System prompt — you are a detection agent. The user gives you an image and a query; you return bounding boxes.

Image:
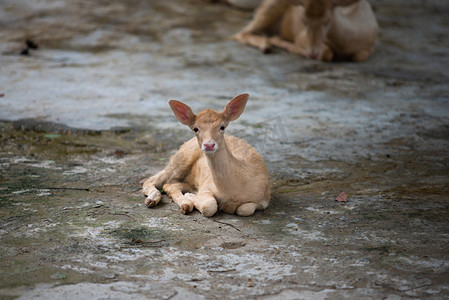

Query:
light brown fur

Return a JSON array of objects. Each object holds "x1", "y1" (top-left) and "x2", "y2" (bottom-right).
[
  {"x1": 233, "y1": 0, "x2": 378, "y2": 62},
  {"x1": 141, "y1": 94, "x2": 270, "y2": 217}
]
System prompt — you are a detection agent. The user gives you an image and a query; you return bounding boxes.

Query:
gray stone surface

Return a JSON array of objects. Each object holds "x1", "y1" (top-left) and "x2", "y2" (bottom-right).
[{"x1": 0, "y1": 0, "x2": 448, "y2": 299}]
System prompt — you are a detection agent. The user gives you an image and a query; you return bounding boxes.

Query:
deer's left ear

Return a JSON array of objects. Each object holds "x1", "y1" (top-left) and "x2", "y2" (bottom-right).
[{"x1": 222, "y1": 93, "x2": 249, "y2": 122}]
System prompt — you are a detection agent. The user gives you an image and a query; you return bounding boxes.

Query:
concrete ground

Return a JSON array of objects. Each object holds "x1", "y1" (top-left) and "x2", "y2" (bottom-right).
[{"x1": 1, "y1": 0, "x2": 448, "y2": 299}]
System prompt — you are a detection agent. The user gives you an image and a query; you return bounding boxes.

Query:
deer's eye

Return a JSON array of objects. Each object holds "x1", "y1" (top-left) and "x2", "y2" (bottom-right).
[
  {"x1": 193, "y1": 127, "x2": 199, "y2": 132},
  {"x1": 220, "y1": 126, "x2": 225, "y2": 131}
]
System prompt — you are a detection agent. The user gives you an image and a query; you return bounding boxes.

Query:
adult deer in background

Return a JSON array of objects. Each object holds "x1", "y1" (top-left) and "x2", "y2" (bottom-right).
[
  {"x1": 141, "y1": 94, "x2": 270, "y2": 217},
  {"x1": 233, "y1": 0, "x2": 378, "y2": 62}
]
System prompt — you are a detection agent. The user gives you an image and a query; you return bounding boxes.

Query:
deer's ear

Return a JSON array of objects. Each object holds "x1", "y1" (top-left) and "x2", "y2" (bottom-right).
[
  {"x1": 222, "y1": 93, "x2": 249, "y2": 122},
  {"x1": 169, "y1": 100, "x2": 196, "y2": 126}
]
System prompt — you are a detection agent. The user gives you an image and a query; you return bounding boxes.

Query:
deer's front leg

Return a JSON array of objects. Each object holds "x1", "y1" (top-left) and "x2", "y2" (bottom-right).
[
  {"x1": 269, "y1": 35, "x2": 308, "y2": 56},
  {"x1": 141, "y1": 169, "x2": 170, "y2": 207},
  {"x1": 270, "y1": 35, "x2": 334, "y2": 61},
  {"x1": 163, "y1": 182, "x2": 195, "y2": 214},
  {"x1": 233, "y1": 0, "x2": 288, "y2": 53},
  {"x1": 234, "y1": 32, "x2": 272, "y2": 53},
  {"x1": 190, "y1": 190, "x2": 218, "y2": 217}
]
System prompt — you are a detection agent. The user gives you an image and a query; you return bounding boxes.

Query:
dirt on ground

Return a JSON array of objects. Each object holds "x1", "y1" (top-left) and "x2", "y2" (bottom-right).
[{"x1": 0, "y1": 0, "x2": 448, "y2": 299}]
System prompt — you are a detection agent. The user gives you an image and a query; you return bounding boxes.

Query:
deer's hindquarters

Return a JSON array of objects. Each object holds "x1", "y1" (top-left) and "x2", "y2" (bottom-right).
[{"x1": 236, "y1": 203, "x2": 258, "y2": 217}]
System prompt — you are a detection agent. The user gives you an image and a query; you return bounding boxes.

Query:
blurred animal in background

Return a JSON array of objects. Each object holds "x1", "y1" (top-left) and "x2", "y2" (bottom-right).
[
  {"x1": 233, "y1": 0, "x2": 378, "y2": 62},
  {"x1": 141, "y1": 94, "x2": 270, "y2": 217},
  {"x1": 227, "y1": 0, "x2": 264, "y2": 10}
]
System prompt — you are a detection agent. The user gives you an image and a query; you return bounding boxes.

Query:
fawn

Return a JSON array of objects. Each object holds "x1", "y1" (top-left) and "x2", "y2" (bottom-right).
[
  {"x1": 141, "y1": 94, "x2": 270, "y2": 217},
  {"x1": 233, "y1": 0, "x2": 378, "y2": 62}
]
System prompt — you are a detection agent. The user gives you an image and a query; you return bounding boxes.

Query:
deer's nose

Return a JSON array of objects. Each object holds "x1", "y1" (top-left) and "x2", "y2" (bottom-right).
[{"x1": 203, "y1": 142, "x2": 215, "y2": 150}]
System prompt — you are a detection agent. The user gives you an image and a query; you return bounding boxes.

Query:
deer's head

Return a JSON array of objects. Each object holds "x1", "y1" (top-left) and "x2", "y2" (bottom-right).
[
  {"x1": 169, "y1": 93, "x2": 249, "y2": 154},
  {"x1": 289, "y1": 0, "x2": 360, "y2": 60}
]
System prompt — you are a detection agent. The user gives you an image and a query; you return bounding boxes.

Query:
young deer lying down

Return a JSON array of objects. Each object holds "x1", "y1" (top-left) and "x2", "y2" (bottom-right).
[
  {"x1": 141, "y1": 94, "x2": 270, "y2": 217},
  {"x1": 233, "y1": 0, "x2": 378, "y2": 62}
]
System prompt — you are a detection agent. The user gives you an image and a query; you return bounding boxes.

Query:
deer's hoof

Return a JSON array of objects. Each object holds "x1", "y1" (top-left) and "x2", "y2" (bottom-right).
[
  {"x1": 261, "y1": 46, "x2": 271, "y2": 54},
  {"x1": 180, "y1": 203, "x2": 193, "y2": 214},
  {"x1": 145, "y1": 197, "x2": 157, "y2": 208},
  {"x1": 144, "y1": 190, "x2": 161, "y2": 208}
]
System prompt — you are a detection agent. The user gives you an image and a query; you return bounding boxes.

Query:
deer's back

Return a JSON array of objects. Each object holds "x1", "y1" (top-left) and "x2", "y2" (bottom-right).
[{"x1": 328, "y1": 0, "x2": 378, "y2": 54}]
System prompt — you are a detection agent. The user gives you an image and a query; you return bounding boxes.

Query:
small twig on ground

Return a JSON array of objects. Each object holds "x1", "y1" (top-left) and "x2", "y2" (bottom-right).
[
  {"x1": 119, "y1": 245, "x2": 163, "y2": 249},
  {"x1": 110, "y1": 212, "x2": 135, "y2": 219},
  {"x1": 120, "y1": 239, "x2": 165, "y2": 249},
  {"x1": 130, "y1": 187, "x2": 142, "y2": 193},
  {"x1": 400, "y1": 284, "x2": 432, "y2": 292},
  {"x1": 44, "y1": 187, "x2": 90, "y2": 191},
  {"x1": 213, "y1": 219, "x2": 241, "y2": 232},
  {"x1": 166, "y1": 291, "x2": 179, "y2": 300},
  {"x1": 208, "y1": 268, "x2": 236, "y2": 273},
  {"x1": 129, "y1": 239, "x2": 165, "y2": 244}
]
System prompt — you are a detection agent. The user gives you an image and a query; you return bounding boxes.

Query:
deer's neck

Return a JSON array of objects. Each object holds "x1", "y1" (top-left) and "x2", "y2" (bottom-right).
[{"x1": 205, "y1": 139, "x2": 244, "y2": 191}]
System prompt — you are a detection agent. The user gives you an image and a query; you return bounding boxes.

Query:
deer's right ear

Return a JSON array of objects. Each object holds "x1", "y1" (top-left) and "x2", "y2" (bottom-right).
[{"x1": 168, "y1": 100, "x2": 196, "y2": 127}]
